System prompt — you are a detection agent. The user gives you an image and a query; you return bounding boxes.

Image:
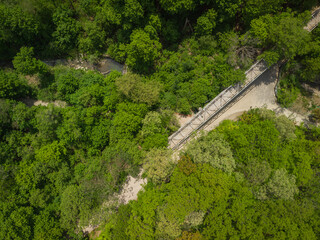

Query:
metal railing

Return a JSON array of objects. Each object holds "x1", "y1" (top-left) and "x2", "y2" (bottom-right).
[
  {"x1": 168, "y1": 10, "x2": 320, "y2": 150},
  {"x1": 168, "y1": 59, "x2": 268, "y2": 149},
  {"x1": 305, "y1": 8, "x2": 320, "y2": 31}
]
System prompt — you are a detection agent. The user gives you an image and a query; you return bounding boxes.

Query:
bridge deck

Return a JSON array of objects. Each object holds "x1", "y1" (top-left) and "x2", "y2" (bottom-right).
[{"x1": 169, "y1": 10, "x2": 320, "y2": 150}]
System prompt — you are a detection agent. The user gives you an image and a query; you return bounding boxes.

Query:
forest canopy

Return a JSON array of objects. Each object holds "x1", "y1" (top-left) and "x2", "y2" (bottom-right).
[
  {"x1": 0, "y1": 0, "x2": 320, "y2": 239},
  {"x1": 99, "y1": 108, "x2": 320, "y2": 240}
]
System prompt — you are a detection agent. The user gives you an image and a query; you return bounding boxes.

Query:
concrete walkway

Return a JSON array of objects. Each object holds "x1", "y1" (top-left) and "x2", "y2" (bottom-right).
[
  {"x1": 204, "y1": 64, "x2": 307, "y2": 132},
  {"x1": 168, "y1": 60, "x2": 269, "y2": 149},
  {"x1": 169, "y1": 9, "x2": 320, "y2": 150},
  {"x1": 304, "y1": 7, "x2": 320, "y2": 31}
]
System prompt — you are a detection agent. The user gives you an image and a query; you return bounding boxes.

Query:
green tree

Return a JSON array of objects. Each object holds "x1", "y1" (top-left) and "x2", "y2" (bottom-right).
[
  {"x1": 143, "y1": 148, "x2": 174, "y2": 184},
  {"x1": 256, "y1": 200, "x2": 318, "y2": 239},
  {"x1": 267, "y1": 169, "x2": 299, "y2": 200},
  {"x1": 177, "y1": 154, "x2": 197, "y2": 176},
  {"x1": 13, "y1": 47, "x2": 48, "y2": 75},
  {"x1": 55, "y1": 68, "x2": 80, "y2": 101},
  {"x1": 202, "y1": 181, "x2": 259, "y2": 240},
  {"x1": 79, "y1": 21, "x2": 106, "y2": 54},
  {"x1": 0, "y1": 4, "x2": 39, "y2": 58},
  {"x1": 35, "y1": 105, "x2": 62, "y2": 143},
  {"x1": 156, "y1": 208, "x2": 181, "y2": 239},
  {"x1": 251, "y1": 12, "x2": 311, "y2": 59},
  {"x1": 243, "y1": 159, "x2": 272, "y2": 186},
  {"x1": 177, "y1": 231, "x2": 203, "y2": 240},
  {"x1": 0, "y1": 99, "x2": 12, "y2": 137},
  {"x1": 100, "y1": 204, "x2": 132, "y2": 240},
  {"x1": 11, "y1": 102, "x2": 34, "y2": 131},
  {"x1": 0, "y1": 205, "x2": 34, "y2": 240},
  {"x1": 0, "y1": 70, "x2": 30, "y2": 99},
  {"x1": 33, "y1": 141, "x2": 69, "y2": 191},
  {"x1": 87, "y1": 119, "x2": 111, "y2": 150},
  {"x1": 156, "y1": 164, "x2": 232, "y2": 239},
  {"x1": 110, "y1": 110, "x2": 142, "y2": 142},
  {"x1": 60, "y1": 185, "x2": 81, "y2": 231},
  {"x1": 100, "y1": 0, "x2": 144, "y2": 28},
  {"x1": 138, "y1": 109, "x2": 171, "y2": 149},
  {"x1": 70, "y1": 84, "x2": 107, "y2": 107},
  {"x1": 115, "y1": 73, "x2": 161, "y2": 106},
  {"x1": 257, "y1": 108, "x2": 296, "y2": 140},
  {"x1": 140, "y1": 112, "x2": 164, "y2": 138},
  {"x1": 184, "y1": 211, "x2": 205, "y2": 228},
  {"x1": 301, "y1": 56, "x2": 320, "y2": 83},
  {"x1": 205, "y1": 0, "x2": 242, "y2": 22},
  {"x1": 109, "y1": 102, "x2": 148, "y2": 144},
  {"x1": 185, "y1": 131, "x2": 236, "y2": 173},
  {"x1": 242, "y1": 0, "x2": 285, "y2": 25},
  {"x1": 126, "y1": 187, "x2": 165, "y2": 240},
  {"x1": 195, "y1": 9, "x2": 217, "y2": 36},
  {"x1": 56, "y1": 108, "x2": 83, "y2": 145},
  {"x1": 126, "y1": 29, "x2": 162, "y2": 73},
  {"x1": 142, "y1": 133, "x2": 168, "y2": 150},
  {"x1": 310, "y1": 108, "x2": 320, "y2": 123},
  {"x1": 34, "y1": 209, "x2": 63, "y2": 240},
  {"x1": 52, "y1": 9, "x2": 81, "y2": 53}
]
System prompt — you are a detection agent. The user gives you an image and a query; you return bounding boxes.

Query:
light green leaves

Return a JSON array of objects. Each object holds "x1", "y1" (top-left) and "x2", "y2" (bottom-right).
[
  {"x1": 185, "y1": 131, "x2": 236, "y2": 174},
  {"x1": 251, "y1": 12, "x2": 311, "y2": 59},
  {"x1": 115, "y1": 73, "x2": 161, "y2": 106},
  {"x1": 143, "y1": 148, "x2": 174, "y2": 184}
]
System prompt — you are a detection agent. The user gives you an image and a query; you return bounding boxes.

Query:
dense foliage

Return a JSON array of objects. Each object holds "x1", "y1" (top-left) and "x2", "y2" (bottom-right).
[
  {"x1": 1, "y1": 0, "x2": 320, "y2": 239},
  {"x1": 0, "y1": 0, "x2": 316, "y2": 68},
  {"x1": 0, "y1": 64, "x2": 181, "y2": 239},
  {"x1": 100, "y1": 109, "x2": 320, "y2": 239}
]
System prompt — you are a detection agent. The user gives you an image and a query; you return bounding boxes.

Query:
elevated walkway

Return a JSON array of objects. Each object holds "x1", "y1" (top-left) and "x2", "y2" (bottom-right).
[
  {"x1": 169, "y1": 9, "x2": 320, "y2": 150},
  {"x1": 168, "y1": 60, "x2": 268, "y2": 149},
  {"x1": 305, "y1": 7, "x2": 320, "y2": 31}
]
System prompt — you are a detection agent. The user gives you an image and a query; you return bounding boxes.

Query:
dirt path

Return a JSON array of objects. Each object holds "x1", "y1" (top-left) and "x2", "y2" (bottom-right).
[
  {"x1": 175, "y1": 112, "x2": 195, "y2": 127},
  {"x1": 81, "y1": 170, "x2": 147, "y2": 235},
  {"x1": 118, "y1": 170, "x2": 147, "y2": 204},
  {"x1": 21, "y1": 98, "x2": 67, "y2": 108}
]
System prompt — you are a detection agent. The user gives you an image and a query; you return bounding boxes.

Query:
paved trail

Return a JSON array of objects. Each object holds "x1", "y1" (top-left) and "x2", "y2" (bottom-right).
[
  {"x1": 169, "y1": 9, "x2": 320, "y2": 150},
  {"x1": 204, "y1": 64, "x2": 307, "y2": 132}
]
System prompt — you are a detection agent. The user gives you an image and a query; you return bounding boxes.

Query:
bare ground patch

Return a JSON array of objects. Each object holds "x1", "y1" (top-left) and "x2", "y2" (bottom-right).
[
  {"x1": 175, "y1": 112, "x2": 195, "y2": 127},
  {"x1": 288, "y1": 83, "x2": 320, "y2": 116}
]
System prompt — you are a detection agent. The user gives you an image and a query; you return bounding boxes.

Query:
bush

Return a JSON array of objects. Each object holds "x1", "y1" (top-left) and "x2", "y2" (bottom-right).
[
  {"x1": 277, "y1": 87, "x2": 299, "y2": 107},
  {"x1": 277, "y1": 74, "x2": 300, "y2": 107},
  {"x1": 177, "y1": 98, "x2": 192, "y2": 115},
  {"x1": 310, "y1": 108, "x2": 320, "y2": 123}
]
